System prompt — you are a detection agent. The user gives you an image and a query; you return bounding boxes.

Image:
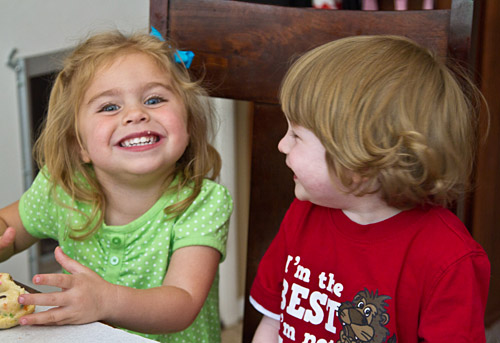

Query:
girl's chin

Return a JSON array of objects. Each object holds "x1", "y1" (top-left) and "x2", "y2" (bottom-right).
[{"x1": 94, "y1": 165, "x2": 172, "y2": 181}]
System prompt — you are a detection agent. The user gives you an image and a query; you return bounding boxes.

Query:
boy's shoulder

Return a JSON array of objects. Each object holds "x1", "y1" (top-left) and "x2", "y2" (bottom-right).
[
  {"x1": 286, "y1": 200, "x2": 484, "y2": 256},
  {"x1": 422, "y1": 206, "x2": 483, "y2": 250},
  {"x1": 406, "y1": 206, "x2": 488, "y2": 270}
]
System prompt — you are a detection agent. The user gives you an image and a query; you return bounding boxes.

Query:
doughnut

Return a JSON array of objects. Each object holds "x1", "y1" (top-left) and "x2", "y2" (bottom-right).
[{"x1": 0, "y1": 273, "x2": 35, "y2": 329}]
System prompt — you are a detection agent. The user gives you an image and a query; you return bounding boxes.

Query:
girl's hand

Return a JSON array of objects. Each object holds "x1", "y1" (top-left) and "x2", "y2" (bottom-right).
[
  {"x1": 18, "y1": 247, "x2": 114, "y2": 326},
  {"x1": 0, "y1": 227, "x2": 16, "y2": 262},
  {"x1": 0, "y1": 201, "x2": 39, "y2": 262}
]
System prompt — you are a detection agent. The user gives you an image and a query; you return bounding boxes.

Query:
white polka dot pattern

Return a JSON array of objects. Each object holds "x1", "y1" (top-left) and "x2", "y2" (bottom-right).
[{"x1": 18, "y1": 170, "x2": 233, "y2": 342}]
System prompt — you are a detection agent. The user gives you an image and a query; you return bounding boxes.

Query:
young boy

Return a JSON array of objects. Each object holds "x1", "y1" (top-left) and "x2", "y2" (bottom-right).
[{"x1": 250, "y1": 35, "x2": 490, "y2": 343}]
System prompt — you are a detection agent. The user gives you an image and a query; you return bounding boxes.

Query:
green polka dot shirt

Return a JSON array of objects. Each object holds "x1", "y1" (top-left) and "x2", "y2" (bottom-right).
[{"x1": 19, "y1": 170, "x2": 233, "y2": 342}]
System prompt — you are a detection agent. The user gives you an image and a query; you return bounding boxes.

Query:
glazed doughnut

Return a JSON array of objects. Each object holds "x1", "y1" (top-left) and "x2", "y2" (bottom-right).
[{"x1": 0, "y1": 273, "x2": 35, "y2": 329}]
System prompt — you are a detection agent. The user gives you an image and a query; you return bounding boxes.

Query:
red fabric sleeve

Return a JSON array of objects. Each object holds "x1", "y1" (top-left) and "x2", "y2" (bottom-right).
[
  {"x1": 418, "y1": 252, "x2": 490, "y2": 342},
  {"x1": 250, "y1": 202, "x2": 300, "y2": 318}
]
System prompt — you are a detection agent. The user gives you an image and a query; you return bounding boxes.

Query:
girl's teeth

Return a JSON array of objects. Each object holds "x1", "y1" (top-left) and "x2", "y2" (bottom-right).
[{"x1": 121, "y1": 136, "x2": 157, "y2": 147}]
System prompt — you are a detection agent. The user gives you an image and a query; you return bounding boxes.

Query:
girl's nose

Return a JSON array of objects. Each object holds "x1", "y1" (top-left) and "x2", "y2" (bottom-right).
[{"x1": 123, "y1": 107, "x2": 150, "y2": 124}]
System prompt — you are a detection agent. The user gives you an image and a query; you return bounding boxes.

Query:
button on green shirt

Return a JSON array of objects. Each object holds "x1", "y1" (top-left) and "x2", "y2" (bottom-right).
[{"x1": 19, "y1": 170, "x2": 233, "y2": 342}]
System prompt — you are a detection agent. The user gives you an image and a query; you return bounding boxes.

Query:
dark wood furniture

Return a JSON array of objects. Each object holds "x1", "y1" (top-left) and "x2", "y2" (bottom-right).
[
  {"x1": 150, "y1": 0, "x2": 499, "y2": 340},
  {"x1": 470, "y1": 0, "x2": 500, "y2": 328}
]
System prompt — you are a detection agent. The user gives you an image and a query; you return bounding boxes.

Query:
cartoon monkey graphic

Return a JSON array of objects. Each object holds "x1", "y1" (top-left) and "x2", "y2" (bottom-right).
[{"x1": 337, "y1": 289, "x2": 396, "y2": 343}]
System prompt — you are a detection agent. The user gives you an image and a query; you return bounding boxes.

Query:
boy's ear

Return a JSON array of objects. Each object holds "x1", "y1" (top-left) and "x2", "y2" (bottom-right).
[{"x1": 351, "y1": 173, "x2": 368, "y2": 185}]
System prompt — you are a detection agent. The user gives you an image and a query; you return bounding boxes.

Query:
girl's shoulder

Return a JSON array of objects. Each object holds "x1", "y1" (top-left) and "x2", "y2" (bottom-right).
[
  {"x1": 174, "y1": 178, "x2": 233, "y2": 212},
  {"x1": 22, "y1": 167, "x2": 65, "y2": 202},
  {"x1": 28, "y1": 166, "x2": 90, "y2": 197},
  {"x1": 197, "y1": 179, "x2": 233, "y2": 207},
  {"x1": 200, "y1": 178, "x2": 231, "y2": 194}
]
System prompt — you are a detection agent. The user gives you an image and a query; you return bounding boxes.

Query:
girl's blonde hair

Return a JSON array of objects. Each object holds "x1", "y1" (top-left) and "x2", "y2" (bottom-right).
[
  {"x1": 34, "y1": 30, "x2": 221, "y2": 239},
  {"x1": 280, "y1": 35, "x2": 482, "y2": 209}
]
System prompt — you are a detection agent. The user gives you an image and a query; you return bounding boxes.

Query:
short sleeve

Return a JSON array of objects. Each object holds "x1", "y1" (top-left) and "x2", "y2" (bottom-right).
[
  {"x1": 249, "y1": 227, "x2": 287, "y2": 320},
  {"x1": 418, "y1": 252, "x2": 490, "y2": 342},
  {"x1": 171, "y1": 180, "x2": 233, "y2": 261},
  {"x1": 250, "y1": 202, "x2": 296, "y2": 320},
  {"x1": 18, "y1": 169, "x2": 59, "y2": 240}
]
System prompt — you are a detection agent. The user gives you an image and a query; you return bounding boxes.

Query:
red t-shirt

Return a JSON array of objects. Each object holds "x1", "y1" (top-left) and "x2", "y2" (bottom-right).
[{"x1": 250, "y1": 199, "x2": 490, "y2": 343}]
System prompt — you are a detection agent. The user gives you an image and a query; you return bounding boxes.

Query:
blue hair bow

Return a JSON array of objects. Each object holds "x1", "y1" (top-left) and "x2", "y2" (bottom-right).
[{"x1": 150, "y1": 26, "x2": 195, "y2": 69}]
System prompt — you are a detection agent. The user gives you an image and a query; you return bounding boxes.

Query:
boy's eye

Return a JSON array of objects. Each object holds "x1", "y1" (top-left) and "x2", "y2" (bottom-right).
[
  {"x1": 99, "y1": 104, "x2": 119, "y2": 112},
  {"x1": 145, "y1": 96, "x2": 165, "y2": 105}
]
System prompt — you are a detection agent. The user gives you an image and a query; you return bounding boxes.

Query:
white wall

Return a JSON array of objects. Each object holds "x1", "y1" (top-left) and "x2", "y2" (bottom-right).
[
  {"x1": 0, "y1": 0, "x2": 245, "y2": 327},
  {"x1": 0, "y1": 0, "x2": 150, "y2": 283},
  {"x1": 213, "y1": 98, "x2": 251, "y2": 326}
]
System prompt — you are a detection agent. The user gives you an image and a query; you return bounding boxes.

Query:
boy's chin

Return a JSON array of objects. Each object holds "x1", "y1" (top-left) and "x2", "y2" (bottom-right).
[{"x1": 293, "y1": 187, "x2": 309, "y2": 202}]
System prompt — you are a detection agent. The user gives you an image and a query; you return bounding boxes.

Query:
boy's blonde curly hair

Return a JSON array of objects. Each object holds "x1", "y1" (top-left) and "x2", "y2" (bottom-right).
[
  {"x1": 34, "y1": 30, "x2": 220, "y2": 239},
  {"x1": 280, "y1": 35, "x2": 482, "y2": 209}
]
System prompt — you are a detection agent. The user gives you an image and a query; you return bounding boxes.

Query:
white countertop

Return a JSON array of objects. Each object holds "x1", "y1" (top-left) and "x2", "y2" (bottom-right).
[{"x1": 0, "y1": 306, "x2": 157, "y2": 342}]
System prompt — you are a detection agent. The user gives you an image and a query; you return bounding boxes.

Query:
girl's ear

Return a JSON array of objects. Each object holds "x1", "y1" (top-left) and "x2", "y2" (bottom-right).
[
  {"x1": 80, "y1": 147, "x2": 91, "y2": 163},
  {"x1": 75, "y1": 132, "x2": 91, "y2": 163}
]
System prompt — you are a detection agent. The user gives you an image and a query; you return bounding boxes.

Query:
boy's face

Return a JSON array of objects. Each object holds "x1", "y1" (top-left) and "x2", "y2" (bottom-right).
[
  {"x1": 77, "y1": 52, "x2": 189, "y2": 185},
  {"x1": 278, "y1": 121, "x2": 353, "y2": 209}
]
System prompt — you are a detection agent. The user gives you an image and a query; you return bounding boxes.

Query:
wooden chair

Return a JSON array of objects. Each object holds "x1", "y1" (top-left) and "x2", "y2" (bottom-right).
[{"x1": 149, "y1": 0, "x2": 485, "y2": 340}]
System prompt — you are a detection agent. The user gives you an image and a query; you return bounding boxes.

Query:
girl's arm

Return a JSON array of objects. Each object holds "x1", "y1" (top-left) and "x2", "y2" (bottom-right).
[
  {"x1": 17, "y1": 245, "x2": 220, "y2": 333},
  {"x1": 252, "y1": 315, "x2": 280, "y2": 343},
  {"x1": 106, "y1": 244, "x2": 220, "y2": 332},
  {"x1": 0, "y1": 201, "x2": 39, "y2": 262}
]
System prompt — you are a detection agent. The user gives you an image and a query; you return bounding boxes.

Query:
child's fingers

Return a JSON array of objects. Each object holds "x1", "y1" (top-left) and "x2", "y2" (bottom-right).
[
  {"x1": 53, "y1": 246, "x2": 88, "y2": 274},
  {"x1": 31, "y1": 272, "x2": 74, "y2": 290},
  {"x1": 18, "y1": 291, "x2": 68, "y2": 307},
  {"x1": 19, "y1": 307, "x2": 70, "y2": 326}
]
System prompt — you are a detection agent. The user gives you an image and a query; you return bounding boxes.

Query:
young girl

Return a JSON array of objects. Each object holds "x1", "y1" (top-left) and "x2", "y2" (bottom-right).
[
  {"x1": 250, "y1": 35, "x2": 490, "y2": 342},
  {"x1": 0, "y1": 31, "x2": 233, "y2": 342}
]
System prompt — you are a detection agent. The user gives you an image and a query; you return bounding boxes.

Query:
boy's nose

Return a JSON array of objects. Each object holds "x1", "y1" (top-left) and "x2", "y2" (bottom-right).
[{"x1": 277, "y1": 135, "x2": 288, "y2": 154}]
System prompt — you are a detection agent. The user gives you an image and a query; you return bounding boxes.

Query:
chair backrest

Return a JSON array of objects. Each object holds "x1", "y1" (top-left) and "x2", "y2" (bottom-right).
[{"x1": 149, "y1": 1, "x2": 478, "y2": 340}]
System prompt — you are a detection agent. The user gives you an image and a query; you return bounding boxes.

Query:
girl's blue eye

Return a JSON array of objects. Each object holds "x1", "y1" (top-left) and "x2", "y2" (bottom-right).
[
  {"x1": 145, "y1": 96, "x2": 165, "y2": 105},
  {"x1": 100, "y1": 104, "x2": 119, "y2": 112}
]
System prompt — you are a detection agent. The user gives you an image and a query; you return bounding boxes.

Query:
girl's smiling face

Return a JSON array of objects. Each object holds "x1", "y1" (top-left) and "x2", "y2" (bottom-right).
[{"x1": 77, "y1": 52, "x2": 189, "y2": 184}]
